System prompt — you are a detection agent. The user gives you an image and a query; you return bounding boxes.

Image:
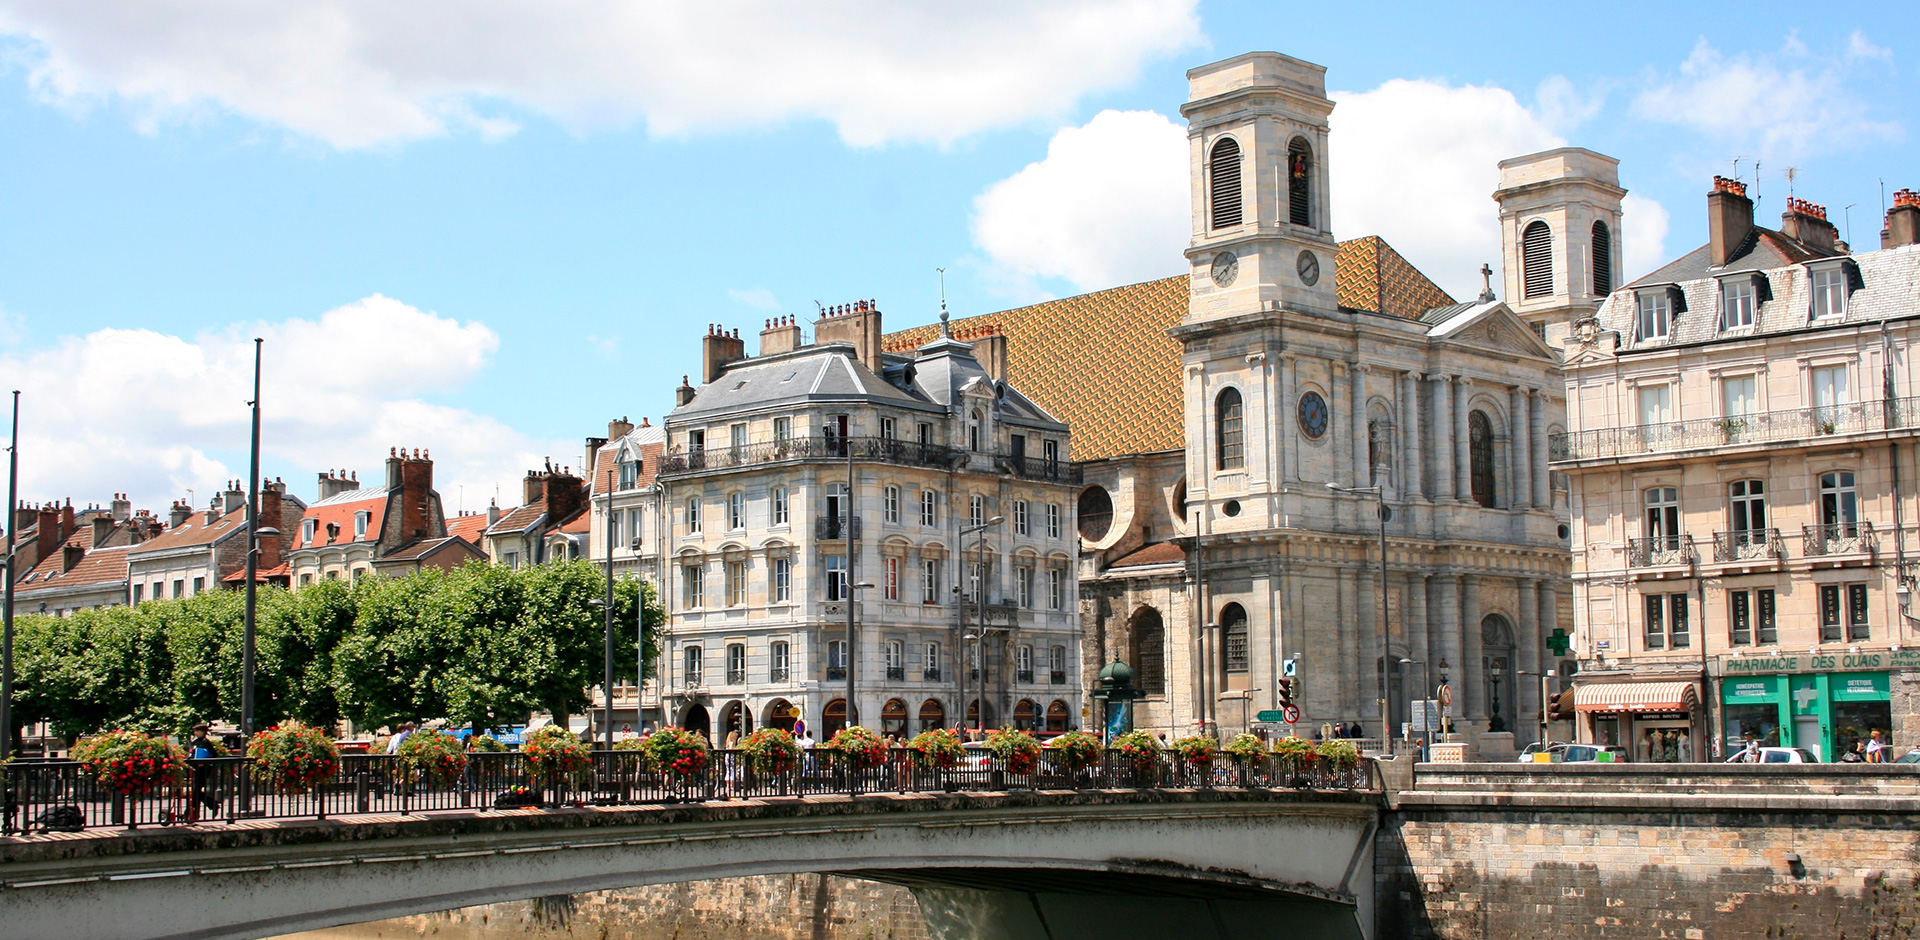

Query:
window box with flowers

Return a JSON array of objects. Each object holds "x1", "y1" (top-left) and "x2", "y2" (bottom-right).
[
  {"x1": 521, "y1": 727, "x2": 591, "y2": 799},
  {"x1": 740, "y1": 728, "x2": 801, "y2": 779},
  {"x1": 829, "y1": 726, "x2": 888, "y2": 791},
  {"x1": 1168, "y1": 735, "x2": 1217, "y2": 785},
  {"x1": 397, "y1": 731, "x2": 468, "y2": 788},
  {"x1": 642, "y1": 727, "x2": 711, "y2": 785}
]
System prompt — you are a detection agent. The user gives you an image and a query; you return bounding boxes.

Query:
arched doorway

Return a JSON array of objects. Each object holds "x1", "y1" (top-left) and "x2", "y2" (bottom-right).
[
  {"x1": 764, "y1": 699, "x2": 798, "y2": 733},
  {"x1": 1013, "y1": 699, "x2": 1039, "y2": 731},
  {"x1": 881, "y1": 698, "x2": 909, "y2": 738},
  {"x1": 823, "y1": 698, "x2": 858, "y2": 737},
  {"x1": 720, "y1": 700, "x2": 753, "y2": 740},
  {"x1": 918, "y1": 699, "x2": 946, "y2": 733},
  {"x1": 1047, "y1": 700, "x2": 1070, "y2": 733},
  {"x1": 966, "y1": 698, "x2": 996, "y2": 731},
  {"x1": 1481, "y1": 615, "x2": 1517, "y2": 733},
  {"x1": 1129, "y1": 606, "x2": 1166, "y2": 696},
  {"x1": 681, "y1": 703, "x2": 711, "y2": 739}
]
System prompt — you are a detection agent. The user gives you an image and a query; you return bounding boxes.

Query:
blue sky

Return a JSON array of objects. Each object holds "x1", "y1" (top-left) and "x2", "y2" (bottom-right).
[{"x1": 0, "y1": 2, "x2": 1912, "y2": 514}]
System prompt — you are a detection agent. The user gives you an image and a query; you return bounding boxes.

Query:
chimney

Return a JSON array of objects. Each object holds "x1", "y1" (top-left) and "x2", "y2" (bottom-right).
[
  {"x1": 1708, "y1": 176, "x2": 1754, "y2": 266},
  {"x1": 545, "y1": 468, "x2": 587, "y2": 525},
  {"x1": 675, "y1": 375, "x2": 696, "y2": 407},
  {"x1": 959, "y1": 325, "x2": 1009, "y2": 382},
  {"x1": 396, "y1": 448, "x2": 436, "y2": 543},
  {"x1": 487, "y1": 498, "x2": 501, "y2": 527},
  {"x1": 317, "y1": 468, "x2": 361, "y2": 502},
  {"x1": 257, "y1": 479, "x2": 286, "y2": 571},
  {"x1": 34, "y1": 504, "x2": 62, "y2": 564},
  {"x1": 1780, "y1": 196, "x2": 1840, "y2": 254},
  {"x1": 607, "y1": 416, "x2": 635, "y2": 440},
  {"x1": 702, "y1": 324, "x2": 748, "y2": 384},
  {"x1": 63, "y1": 541, "x2": 85, "y2": 573},
  {"x1": 170, "y1": 500, "x2": 192, "y2": 529},
  {"x1": 760, "y1": 315, "x2": 804, "y2": 356},
  {"x1": 385, "y1": 447, "x2": 405, "y2": 489},
  {"x1": 205, "y1": 497, "x2": 222, "y2": 526},
  {"x1": 92, "y1": 514, "x2": 116, "y2": 547},
  {"x1": 110, "y1": 492, "x2": 131, "y2": 523},
  {"x1": 524, "y1": 470, "x2": 545, "y2": 507},
  {"x1": 813, "y1": 300, "x2": 884, "y2": 373},
  {"x1": 221, "y1": 480, "x2": 246, "y2": 514},
  {"x1": 1884, "y1": 188, "x2": 1920, "y2": 249}
]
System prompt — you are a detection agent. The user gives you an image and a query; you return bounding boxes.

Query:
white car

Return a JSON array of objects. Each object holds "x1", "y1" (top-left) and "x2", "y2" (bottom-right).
[
  {"x1": 1753, "y1": 746, "x2": 1821, "y2": 763},
  {"x1": 1516, "y1": 741, "x2": 1569, "y2": 762}
]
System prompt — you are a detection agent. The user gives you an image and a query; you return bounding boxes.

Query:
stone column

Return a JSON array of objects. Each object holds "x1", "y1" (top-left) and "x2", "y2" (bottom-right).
[
  {"x1": 1531, "y1": 390, "x2": 1551, "y2": 509},
  {"x1": 1409, "y1": 573, "x2": 1430, "y2": 700},
  {"x1": 1405, "y1": 371, "x2": 1424, "y2": 500},
  {"x1": 1429, "y1": 375, "x2": 1452, "y2": 502},
  {"x1": 1461, "y1": 575, "x2": 1482, "y2": 725},
  {"x1": 1510, "y1": 385, "x2": 1532, "y2": 510},
  {"x1": 1339, "y1": 566, "x2": 1359, "y2": 722},
  {"x1": 1332, "y1": 363, "x2": 1351, "y2": 486},
  {"x1": 1454, "y1": 378, "x2": 1473, "y2": 501},
  {"x1": 1517, "y1": 578, "x2": 1541, "y2": 746},
  {"x1": 1352, "y1": 364, "x2": 1370, "y2": 487},
  {"x1": 1435, "y1": 575, "x2": 1463, "y2": 732}
]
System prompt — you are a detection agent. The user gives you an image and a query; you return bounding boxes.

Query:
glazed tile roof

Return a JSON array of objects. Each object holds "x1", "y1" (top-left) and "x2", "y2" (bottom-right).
[{"x1": 880, "y1": 238, "x2": 1453, "y2": 460}]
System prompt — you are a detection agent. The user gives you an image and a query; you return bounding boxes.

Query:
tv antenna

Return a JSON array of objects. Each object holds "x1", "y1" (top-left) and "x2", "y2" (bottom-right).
[
  {"x1": 1844, "y1": 204, "x2": 1858, "y2": 246},
  {"x1": 1784, "y1": 166, "x2": 1800, "y2": 197}
]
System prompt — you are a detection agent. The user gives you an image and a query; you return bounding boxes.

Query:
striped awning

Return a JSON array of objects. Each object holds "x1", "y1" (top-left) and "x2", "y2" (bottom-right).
[{"x1": 1575, "y1": 681, "x2": 1698, "y2": 713}]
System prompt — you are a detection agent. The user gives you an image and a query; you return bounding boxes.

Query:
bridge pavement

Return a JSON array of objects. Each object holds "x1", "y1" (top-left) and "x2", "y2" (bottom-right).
[{"x1": 0, "y1": 787, "x2": 1380, "y2": 940}]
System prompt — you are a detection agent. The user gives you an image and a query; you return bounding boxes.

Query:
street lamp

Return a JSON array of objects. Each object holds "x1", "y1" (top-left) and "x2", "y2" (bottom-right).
[
  {"x1": 2, "y1": 391, "x2": 19, "y2": 760},
  {"x1": 959, "y1": 516, "x2": 1004, "y2": 735},
  {"x1": 1327, "y1": 481, "x2": 1393, "y2": 757},
  {"x1": 847, "y1": 580, "x2": 875, "y2": 729}
]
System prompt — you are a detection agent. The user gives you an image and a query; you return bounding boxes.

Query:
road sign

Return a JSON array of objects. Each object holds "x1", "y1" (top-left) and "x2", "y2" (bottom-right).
[
  {"x1": 1282, "y1": 705, "x2": 1301, "y2": 724},
  {"x1": 1255, "y1": 710, "x2": 1285, "y2": 723},
  {"x1": 1438, "y1": 683, "x2": 1454, "y2": 707},
  {"x1": 1282, "y1": 658, "x2": 1298, "y2": 677},
  {"x1": 1409, "y1": 700, "x2": 1441, "y2": 732}
]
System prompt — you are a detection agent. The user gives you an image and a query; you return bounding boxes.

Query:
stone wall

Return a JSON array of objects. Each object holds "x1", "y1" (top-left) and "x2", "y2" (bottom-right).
[{"x1": 274, "y1": 875, "x2": 931, "y2": 940}]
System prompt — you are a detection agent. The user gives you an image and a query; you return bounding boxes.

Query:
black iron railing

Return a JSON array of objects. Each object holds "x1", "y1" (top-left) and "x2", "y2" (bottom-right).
[
  {"x1": 993, "y1": 453, "x2": 1083, "y2": 485},
  {"x1": 0, "y1": 750, "x2": 1376, "y2": 835},
  {"x1": 923, "y1": 667, "x2": 942, "y2": 681},
  {"x1": 659, "y1": 436, "x2": 963, "y2": 478},
  {"x1": 1627, "y1": 535, "x2": 1698, "y2": 568},
  {"x1": 1804, "y1": 521, "x2": 1876, "y2": 557},
  {"x1": 1713, "y1": 527, "x2": 1785, "y2": 563},
  {"x1": 1550, "y1": 396, "x2": 1920, "y2": 463},
  {"x1": 885, "y1": 666, "x2": 906, "y2": 680}
]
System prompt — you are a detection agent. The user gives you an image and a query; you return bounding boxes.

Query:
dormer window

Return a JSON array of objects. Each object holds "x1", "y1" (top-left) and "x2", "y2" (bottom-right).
[
  {"x1": 301, "y1": 518, "x2": 317, "y2": 546},
  {"x1": 618, "y1": 457, "x2": 639, "y2": 489},
  {"x1": 1635, "y1": 290, "x2": 1674, "y2": 342},
  {"x1": 1810, "y1": 266, "x2": 1848, "y2": 320},
  {"x1": 354, "y1": 510, "x2": 370, "y2": 540},
  {"x1": 1720, "y1": 278, "x2": 1756, "y2": 331}
]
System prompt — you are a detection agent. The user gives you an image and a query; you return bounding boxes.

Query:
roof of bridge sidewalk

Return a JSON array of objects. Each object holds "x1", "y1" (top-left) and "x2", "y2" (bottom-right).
[{"x1": 880, "y1": 236, "x2": 1455, "y2": 462}]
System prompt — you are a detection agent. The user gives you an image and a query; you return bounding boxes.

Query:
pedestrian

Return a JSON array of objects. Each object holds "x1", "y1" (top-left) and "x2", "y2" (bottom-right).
[
  {"x1": 386, "y1": 722, "x2": 413, "y2": 755},
  {"x1": 186, "y1": 722, "x2": 221, "y2": 823},
  {"x1": 1866, "y1": 730, "x2": 1888, "y2": 763}
]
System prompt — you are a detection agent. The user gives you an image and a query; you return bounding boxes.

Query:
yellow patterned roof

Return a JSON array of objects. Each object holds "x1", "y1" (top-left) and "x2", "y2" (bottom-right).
[{"x1": 883, "y1": 238, "x2": 1452, "y2": 461}]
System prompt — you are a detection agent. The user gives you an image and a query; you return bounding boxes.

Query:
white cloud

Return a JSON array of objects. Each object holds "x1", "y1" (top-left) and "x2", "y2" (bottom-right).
[
  {"x1": 1632, "y1": 38, "x2": 1902, "y2": 160},
  {"x1": 727, "y1": 288, "x2": 781, "y2": 312},
  {"x1": 0, "y1": 0, "x2": 1202, "y2": 149},
  {"x1": 970, "y1": 109, "x2": 1190, "y2": 295},
  {"x1": 1328, "y1": 79, "x2": 1567, "y2": 299},
  {"x1": 1533, "y1": 75, "x2": 1604, "y2": 133},
  {"x1": 1847, "y1": 31, "x2": 1893, "y2": 63},
  {"x1": 0, "y1": 295, "x2": 570, "y2": 519},
  {"x1": 1619, "y1": 193, "x2": 1670, "y2": 282}
]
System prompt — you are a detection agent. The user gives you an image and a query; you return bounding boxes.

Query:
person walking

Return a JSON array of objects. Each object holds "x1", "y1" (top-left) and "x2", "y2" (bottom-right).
[
  {"x1": 1866, "y1": 730, "x2": 1888, "y2": 763},
  {"x1": 186, "y1": 723, "x2": 221, "y2": 823}
]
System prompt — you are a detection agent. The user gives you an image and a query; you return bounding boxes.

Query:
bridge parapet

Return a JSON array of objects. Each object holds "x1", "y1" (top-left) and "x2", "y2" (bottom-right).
[{"x1": 1401, "y1": 761, "x2": 1920, "y2": 811}]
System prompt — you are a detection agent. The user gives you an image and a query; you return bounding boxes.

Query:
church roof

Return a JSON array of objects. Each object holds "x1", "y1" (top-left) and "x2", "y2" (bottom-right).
[{"x1": 881, "y1": 237, "x2": 1455, "y2": 461}]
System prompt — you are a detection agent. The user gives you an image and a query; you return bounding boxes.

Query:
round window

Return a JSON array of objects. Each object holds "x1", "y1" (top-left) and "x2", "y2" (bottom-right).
[
  {"x1": 1222, "y1": 500, "x2": 1242, "y2": 517},
  {"x1": 1077, "y1": 486, "x2": 1114, "y2": 541},
  {"x1": 1298, "y1": 390, "x2": 1329, "y2": 439}
]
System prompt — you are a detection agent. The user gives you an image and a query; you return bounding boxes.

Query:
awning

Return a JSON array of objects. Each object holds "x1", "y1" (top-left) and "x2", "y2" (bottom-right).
[{"x1": 1575, "y1": 680, "x2": 1698, "y2": 714}]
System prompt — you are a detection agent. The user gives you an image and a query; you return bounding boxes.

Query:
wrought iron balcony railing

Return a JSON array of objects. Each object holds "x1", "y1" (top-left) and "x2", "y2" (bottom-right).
[
  {"x1": 992, "y1": 453, "x2": 1083, "y2": 485},
  {"x1": 922, "y1": 667, "x2": 942, "y2": 681},
  {"x1": 885, "y1": 666, "x2": 906, "y2": 681},
  {"x1": 1626, "y1": 535, "x2": 1697, "y2": 568},
  {"x1": 726, "y1": 668, "x2": 746, "y2": 685},
  {"x1": 1016, "y1": 669, "x2": 1035, "y2": 683},
  {"x1": 1050, "y1": 671, "x2": 1067, "y2": 685},
  {"x1": 659, "y1": 435, "x2": 964, "y2": 478},
  {"x1": 1712, "y1": 527, "x2": 1784, "y2": 563},
  {"x1": 769, "y1": 666, "x2": 790, "y2": 683},
  {"x1": 1550, "y1": 397, "x2": 1920, "y2": 463},
  {"x1": 826, "y1": 665, "x2": 847, "y2": 681},
  {"x1": 815, "y1": 513, "x2": 862, "y2": 541},
  {"x1": 1803, "y1": 521, "x2": 1876, "y2": 557}
]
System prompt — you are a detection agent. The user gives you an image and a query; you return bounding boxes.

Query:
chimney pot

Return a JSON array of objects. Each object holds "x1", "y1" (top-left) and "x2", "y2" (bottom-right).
[
  {"x1": 1884, "y1": 188, "x2": 1920, "y2": 249},
  {"x1": 1708, "y1": 177, "x2": 1756, "y2": 266}
]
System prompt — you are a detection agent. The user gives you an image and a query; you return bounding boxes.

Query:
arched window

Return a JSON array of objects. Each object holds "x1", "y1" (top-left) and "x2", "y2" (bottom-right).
[
  {"x1": 1287, "y1": 137, "x2": 1313, "y2": 226},
  {"x1": 1130, "y1": 607, "x2": 1166, "y2": 696},
  {"x1": 1220, "y1": 603, "x2": 1249, "y2": 673},
  {"x1": 1077, "y1": 485, "x2": 1113, "y2": 541},
  {"x1": 1216, "y1": 387, "x2": 1244, "y2": 470},
  {"x1": 1469, "y1": 410, "x2": 1496, "y2": 508},
  {"x1": 969, "y1": 408, "x2": 983, "y2": 452},
  {"x1": 1591, "y1": 221, "x2": 1614, "y2": 294},
  {"x1": 1522, "y1": 221, "x2": 1553, "y2": 298},
  {"x1": 1209, "y1": 137, "x2": 1243, "y2": 229}
]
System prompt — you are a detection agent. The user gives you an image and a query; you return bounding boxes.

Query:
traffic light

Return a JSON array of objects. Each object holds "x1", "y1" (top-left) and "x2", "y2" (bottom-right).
[
  {"x1": 1547, "y1": 689, "x2": 1576, "y2": 722},
  {"x1": 1276, "y1": 678, "x2": 1293, "y2": 709}
]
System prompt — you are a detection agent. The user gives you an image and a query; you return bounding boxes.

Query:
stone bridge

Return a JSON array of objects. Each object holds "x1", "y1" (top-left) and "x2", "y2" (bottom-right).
[{"x1": 0, "y1": 788, "x2": 1381, "y2": 940}]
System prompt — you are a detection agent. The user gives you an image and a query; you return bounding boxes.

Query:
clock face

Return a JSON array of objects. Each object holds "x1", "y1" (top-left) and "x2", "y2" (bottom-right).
[
  {"x1": 1297, "y1": 250, "x2": 1321, "y2": 286},
  {"x1": 1298, "y1": 390, "x2": 1329, "y2": 439},
  {"x1": 1210, "y1": 251, "x2": 1239, "y2": 288}
]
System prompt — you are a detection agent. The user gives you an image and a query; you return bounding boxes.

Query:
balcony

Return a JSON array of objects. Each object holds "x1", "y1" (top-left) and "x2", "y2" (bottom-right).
[
  {"x1": 1016, "y1": 669, "x2": 1035, "y2": 683},
  {"x1": 660, "y1": 435, "x2": 963, "y2": 478},
  {"x1": 1050, "y1": 670, "x2": 1067, "y2": 685},
  {"x1": 1550, "y1": 397, "x2": 1920, "y2": 464},
  {"x1": 993, "y1": 453, "x2": 1083, "y2": 485},
  {"x1": 922, "y1": 667, "x2": 942, "y2": 681},
  {"x1": 815, "y1": 514, "x2": 862, "y2": 541},
  {"x1": 726, "y1": 667, "x2": 746, "y2": 685},
  {"x1": 1712, "y1": 528, "x2": 1785, "y2": 563},
  {"x1": 885, "y1": 666, "x2": 906, "y2": 681},
  {"x1": 826, "y1": 665, "x2": 847, "y2": 681},
  {"x1": 770, "y1": 665, "x2": 790, "y2": 683},
  {"x1": 1803, "y1": 522, "x2": 1876, "y2": 559},
  {"x1": 1627, "y1": 535, "x2": 1698, "y2": 569}
]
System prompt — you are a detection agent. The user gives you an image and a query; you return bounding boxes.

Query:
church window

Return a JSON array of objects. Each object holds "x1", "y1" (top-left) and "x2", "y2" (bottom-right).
[
  {"x1": 1130, "y1": 606, "x2": 1166, "y2": 696},
  {"x1": 1215, "y1": 387, "x2": 1244, "y2": 470},
  {"x1": 1469, "y1": 410, "x2": 1496, "y2": 508},
  {"x1": 1220, "y1": 603, "x2": 1249, "y2": 673},
  {"x1": 1077, "y1": 486, "x2": 1113, "y2": 541},
  {"x1": 1522, "y1": 221, "x2": 1553, "y2": 298},
  {"x1": 1591, "y1": 221, "x2": 1614, "y2": 294},
  {"x1": 1209, "y1": 137, "x2": 1243, "y2": 229},
  {"x1": 1287, "y1": 138, "x2": 1313, "y2": 226}
]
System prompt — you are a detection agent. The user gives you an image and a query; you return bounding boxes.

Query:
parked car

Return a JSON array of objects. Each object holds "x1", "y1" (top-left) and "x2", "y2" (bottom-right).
[
  {"x1": 1516, "y1": 741, "x2": 1569, "y2": 762},
  {"x1": 1753, "y1": 746, "x2": 1822, "y2": 763},
  {"x1": 1558, "y1": 744, "x2": 1629, "y2": 763},
  {"x1": 1895, "y1": 748, "x2": 1920, "y2": 764}
]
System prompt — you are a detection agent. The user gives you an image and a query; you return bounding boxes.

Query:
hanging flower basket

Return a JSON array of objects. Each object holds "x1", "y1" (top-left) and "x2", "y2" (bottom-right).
[
  {"x1": 522, "y1": 727, "x2": 592, "y2": 783},
  {"x1": 739, "y1": 728, "x2": 800, "y2": 775},
  {"x1": 1316, "y1": 738, "x2": 1361, "y2": 771},
  {"x1": 466, "y1": 734, "x2": 508, "y2": 753},
  {"x1": 985, "y1": 728, "x2": 1042, "y2": 775},
  {"x1": 1110, "y1": 730, "x2": 1160, "y2": 775},
  {"x1": 245, "y1": 721, "x2": 340, "y2": 793},
  {"x1": 1272, "y1": 735, "x2": 1317, "y2": 776},
  {"x1": 642, "y1": 727, "x2": 711, "y2": 780},
  {"x1": 397, "y1": 731, "x2": 468, "y2": 786},
  {"x1": 72, "y1": 730, "x2": 186, "y2": 797},
  {"x1": 1223, "y1": 733, "x2": 1266, "y2": 766},
  {"x1": 1047, "y1": 731, "x2": 1103, "y2": 773},
  {"x1": 1169, "y1": 734, "x2": 1218, "y2": 770},
  {"x1": 829, "y1": 726, "x2": 889, "y2": 771},
  {"x1": 906, "y1": 728, "x2": 965, "y2": 771}
]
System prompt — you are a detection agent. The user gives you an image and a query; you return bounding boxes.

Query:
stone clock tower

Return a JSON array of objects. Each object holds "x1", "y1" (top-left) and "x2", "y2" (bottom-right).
[{"x1": 1181, "y1": 52, "x2": 1339, "y2": 323}]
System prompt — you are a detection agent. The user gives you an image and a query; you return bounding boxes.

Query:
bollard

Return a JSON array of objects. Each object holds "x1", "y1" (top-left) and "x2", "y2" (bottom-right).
[{"x1": 355, "y1": 769, "x2": 370, "y2": 814}]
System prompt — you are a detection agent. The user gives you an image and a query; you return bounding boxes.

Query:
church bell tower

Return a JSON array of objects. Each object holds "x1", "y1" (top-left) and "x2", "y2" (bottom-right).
[{"x1": 1182, "y1": 52, "x2": 1339, "y2": 322}]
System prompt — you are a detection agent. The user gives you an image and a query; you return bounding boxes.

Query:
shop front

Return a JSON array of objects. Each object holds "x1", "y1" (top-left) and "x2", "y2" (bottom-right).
[
  {"x1": 1573, "y1": 680, "x2": 1702, "y2": 762},
  {"x1": 1720, "y1": 661, "x2": 1892, "y2": 761}
]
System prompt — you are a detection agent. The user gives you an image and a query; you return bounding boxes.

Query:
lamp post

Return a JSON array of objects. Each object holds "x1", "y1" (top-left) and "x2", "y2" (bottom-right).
[
  {"x1": 847, "y1": 580, "x2": 875, "y2": 729},
  {"x1": 1, "y1": 390, "x2": 17, "y2": 759},
  {"x1": 959, "y1": 516, "x2": 1004, "y2": 735},
  {"x1": 1327, "y1": 481, "x2": 1393, "y2": 757},
  {"x1": 241, "y1": 339, "x2": 270, "y2": 742},
  {"x1": 602, "y1": 469, "x2": 617, "y2": 751}
]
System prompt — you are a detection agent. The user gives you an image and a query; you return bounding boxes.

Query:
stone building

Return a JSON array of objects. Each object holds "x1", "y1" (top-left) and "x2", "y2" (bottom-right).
[
  {"x1": 481, "y1": 464, "x2": 587, "y2": 569},
  {"x1": 286, "y1": 449, "x2": 482, "y2": 584},
  {"x1": 1554, "y1": 179, "x2": 1920, "y2": 761},
  {"x1": 126, "y1": 480, "x2": 302, "y2": 602},
  {"x1": 13, "y1": 496, "x2": 163, "y2": 615},
  {"x1": 655, "y1": 310, "x2": 1081, "y2": 741}
]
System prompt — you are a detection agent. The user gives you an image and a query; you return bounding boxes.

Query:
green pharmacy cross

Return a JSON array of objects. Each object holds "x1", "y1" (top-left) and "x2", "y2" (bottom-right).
[{"x1": 1546, "y1": 628, "x2": 1572, "y2": 656}]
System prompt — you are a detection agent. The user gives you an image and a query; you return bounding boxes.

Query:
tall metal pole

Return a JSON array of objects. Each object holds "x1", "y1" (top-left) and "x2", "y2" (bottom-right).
[
  {"x1": 242, "y1": 338, "x2": 262, "y2": 741},
  {"x1": 1376, "y1": 487, "x2": 1393, "y2": 758},
  {"x1": 1, "y1": 391, "x2": 19, "y2": 759},
  {"x1": 603, "y1": 469, "x2": 616, "y2": 751},
  {"x1": 845, "y1": 434, "x2": 856, "y2": 730},
  {"x1": 976, "y1": 534, "x2": 987, "y2": 733}
]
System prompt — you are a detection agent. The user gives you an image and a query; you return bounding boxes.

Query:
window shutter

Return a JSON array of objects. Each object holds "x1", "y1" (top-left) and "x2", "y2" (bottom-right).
[
  {"x1": 1667, "y1": 285, "x2": 1688, "y2": 314},
  {"x1": 1209, "y1": 138, "x2": 1243, "y2": 229},
  {"x1": 1522, "y1": 221, "x2": 1553, "y2": 298},
  {"x1": 1753, "y1": 273, "x2": 1773, "y2": 304},
  {"x1": 1843, "y1": 259, "x2": 1865, "y2": 294},
  {"x1": 1590, "y1": 221, "x2": 1613, "y2": 294}
]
